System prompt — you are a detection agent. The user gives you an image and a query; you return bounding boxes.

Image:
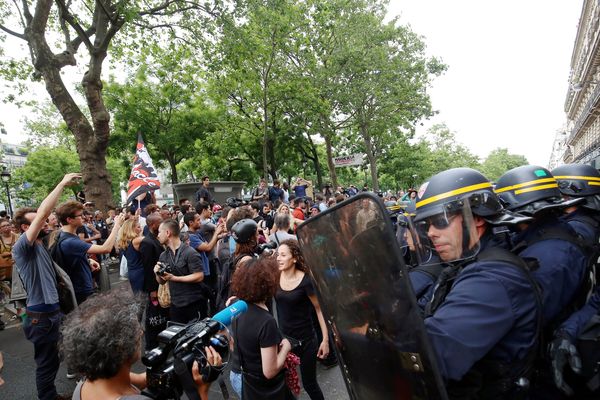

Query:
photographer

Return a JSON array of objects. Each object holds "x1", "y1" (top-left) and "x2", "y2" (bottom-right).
[
  {"x1": 61, "y1": 290, "x2": 221, "y2": 400},
  {"x1": 153, "y1": 219, "x2": 207, "y2": 323}
]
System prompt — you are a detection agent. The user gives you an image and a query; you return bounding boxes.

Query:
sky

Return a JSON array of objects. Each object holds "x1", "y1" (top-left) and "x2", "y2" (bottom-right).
[
  {"x1": 388, "y1": 0, "x2": 584, "y2": 166},
  {"x1": 1, "y1": 0, "x2": 585, "y2": 167}
]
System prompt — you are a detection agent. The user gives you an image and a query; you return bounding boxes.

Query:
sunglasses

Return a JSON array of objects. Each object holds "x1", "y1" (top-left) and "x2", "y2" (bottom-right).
[{"x1": 418, "y1": 212, "x2": 459, "y2": 231}]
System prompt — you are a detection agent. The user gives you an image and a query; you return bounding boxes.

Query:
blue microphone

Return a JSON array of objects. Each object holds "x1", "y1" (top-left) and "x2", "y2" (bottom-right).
[{"x1": 211, "y1": 300, "x2": 248, "y2": 326}]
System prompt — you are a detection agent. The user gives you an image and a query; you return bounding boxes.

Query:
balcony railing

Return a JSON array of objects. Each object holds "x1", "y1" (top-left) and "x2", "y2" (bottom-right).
[{"x1": 569, "y1": 82, "x2": 600, "y2": 146}]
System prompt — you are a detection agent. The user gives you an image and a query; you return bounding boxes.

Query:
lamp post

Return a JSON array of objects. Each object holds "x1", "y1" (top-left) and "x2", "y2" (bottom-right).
[{"x1": 1, "y1": 166, "x2": 12, "y2": 218}]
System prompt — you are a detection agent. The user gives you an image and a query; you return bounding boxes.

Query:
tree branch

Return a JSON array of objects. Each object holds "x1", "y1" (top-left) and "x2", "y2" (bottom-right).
[
  {"x1": 54, "y1": 0, "x2": 94, "y2": 51},
  {"x1": 0, "y1": 24, "x2": 26, "y2": 40},
  {"x1": 20, "y1": 0, "x2": 32, "y2": 25}
]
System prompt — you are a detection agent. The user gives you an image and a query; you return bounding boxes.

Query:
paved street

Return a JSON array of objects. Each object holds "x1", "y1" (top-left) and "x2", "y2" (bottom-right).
[{"x1": 0, "y1": 262, "x2": 349, "y2": 400}]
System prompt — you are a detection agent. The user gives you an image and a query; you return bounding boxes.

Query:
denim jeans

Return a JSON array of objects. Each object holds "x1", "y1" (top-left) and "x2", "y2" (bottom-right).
[
  {"x1": 23, "y1": 313, "x2": 62, "y2": 400},
  {"x1": 230, "y1": 370, "x2": 243, "y2": 399}
]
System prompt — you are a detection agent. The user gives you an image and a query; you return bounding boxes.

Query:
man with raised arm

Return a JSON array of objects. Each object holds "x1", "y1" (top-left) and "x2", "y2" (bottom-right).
[{"x1": 12, "y1": 173, "x2": 81, "y2": 400}]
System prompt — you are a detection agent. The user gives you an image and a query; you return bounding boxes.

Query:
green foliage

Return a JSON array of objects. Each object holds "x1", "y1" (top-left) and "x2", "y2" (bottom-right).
[
  {"x1": 105, "y1": 47, "x2": 222, "y2": 184},
  {"x1": 480, "y1": 148, "x2": 529, "y2": 182},
  {"x1": 12, "y1": 146, "x2": 126, "y2": 206}
]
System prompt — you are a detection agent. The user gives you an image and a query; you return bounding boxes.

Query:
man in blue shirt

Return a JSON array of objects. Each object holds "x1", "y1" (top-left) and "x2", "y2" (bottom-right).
[
  {"x1": 12, "y1": 173, "x2": 81, "y2": 400},
  {"x1": 55, "y1": 200, "x2": 124, "y2": 304}
]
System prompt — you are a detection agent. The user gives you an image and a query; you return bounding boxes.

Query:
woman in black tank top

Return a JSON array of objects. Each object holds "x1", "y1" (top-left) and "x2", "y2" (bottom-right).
[{"x1": 275, "y1": 239, "x2": 329, "y2": 400}]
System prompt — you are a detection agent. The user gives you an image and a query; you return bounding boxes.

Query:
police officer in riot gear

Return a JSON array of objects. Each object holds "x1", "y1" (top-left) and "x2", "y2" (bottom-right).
[
  {"x1": 413, "y1": 168, "x2": 540, "y2": 399},
  {"x1": 495, "y1": 165, "x2": 592, "y2": 399},
  {"x1": 495, "y1": 165, "x2": 588, "y2": 325},
  {"x1": 549, "y1": 164, "x2": 600, "y2": 397},
  {"x1": 552, "y1": 163, "x2": 600, "y2": 246}
]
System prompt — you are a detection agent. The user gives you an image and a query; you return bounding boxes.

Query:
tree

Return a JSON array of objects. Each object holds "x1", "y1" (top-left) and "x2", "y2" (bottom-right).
[
  {"x1": 480, "y1": 148, "x2": 528, "y2": 181},
  {"x1": 12, "y1": 145, "x2": 126, "y2": 205},
  {"x1": 105, "y1": 46, "x2": 220, "y2": 184},
  {"x1": 206, "y1": 0, "x2": 313, "y2": 181},
  {"x1": 0, "y1": 0, "x2": 218, "y2": 210},
  {"x1": 331, "y1": 7, "x2": 446, "y2": 191}
]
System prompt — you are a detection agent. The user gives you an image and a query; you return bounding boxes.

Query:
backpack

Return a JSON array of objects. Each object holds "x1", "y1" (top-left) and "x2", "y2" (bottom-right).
[
  {"x1": 47, "y1": 232, "x2": 78, "y2": 313},
  {"x1": 215, "y1": 254, "x2": 247, "y2": 312}
]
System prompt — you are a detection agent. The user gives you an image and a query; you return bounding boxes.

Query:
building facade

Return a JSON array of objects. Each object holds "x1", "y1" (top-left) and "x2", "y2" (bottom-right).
[{"x1": 563, "y1": 0, "x2": 600, "y2": 166}]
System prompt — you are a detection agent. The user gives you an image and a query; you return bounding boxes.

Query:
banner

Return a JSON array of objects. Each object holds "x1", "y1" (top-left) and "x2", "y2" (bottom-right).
[
  {"x1": 126, "y1": 133, "x2": 160, "y2": 205},
  {"x1": 334, "y1": 153, "x2": 364, "y2": 168}
]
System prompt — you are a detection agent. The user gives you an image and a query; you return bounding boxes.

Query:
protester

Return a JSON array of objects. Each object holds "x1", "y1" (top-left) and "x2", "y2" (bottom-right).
[
  {"x1": 60, "y1": 290, "x2": 220, "y2": 400},
  {"x1": 252, "y1": 179, "x2": 269, "y2": 207},
  {"x1": 116, "y1": 218, "x2": 145, "y2": 294},
  {"x1": 139, "y1": 213, "x2": 167, "y2": 350},
  {"x1": 0, "y1": 218, "x2": 18, "y2": 329},
  {"x1": 269, "y1": 213, "x2": 297, "y2": 246},
  {"x1": 292, "y1": 177, "x2": 312, "y2": 200},
  {"x1": 269, "y1": 179, "x2": 285, "y2": 204},
  {"x1": 12, "y1": 172, "x2": 82, "y2": 400},
  {"x1": 292, "y1": 197, "x2": 306, "y2": 222},
  {"x1": 184, "y1": 211, "x2": 226, "y2": 314},
  {"x1": 229, "y1": 256, "x2": 293, "y2": 399},
  {"x1": 277, "y1": 203, "x2": 300, "y2": 232},
  {"x1": 195, "y1": 176, "x2": 213, "y2": 205},
  {"x1": 55, "y1": 200, "x2": 124, "y2": 305},
  {"x1": 275, "y1": 239, "x2": 328, "y2": 400},
  {"x1": 154, "y1": 219, "x2": 207, "y2": 323}
]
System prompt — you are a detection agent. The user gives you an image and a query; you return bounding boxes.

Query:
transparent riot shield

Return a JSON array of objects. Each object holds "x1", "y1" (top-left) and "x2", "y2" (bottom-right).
[{"x1": 297, "y1": 193, "x2": 448, "y2": 400}]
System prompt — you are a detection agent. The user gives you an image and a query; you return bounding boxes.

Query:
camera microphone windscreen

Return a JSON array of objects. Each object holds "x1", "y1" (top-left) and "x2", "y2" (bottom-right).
[{"x1": 211, "y1": 300, "x2": 248, "y2": 326}]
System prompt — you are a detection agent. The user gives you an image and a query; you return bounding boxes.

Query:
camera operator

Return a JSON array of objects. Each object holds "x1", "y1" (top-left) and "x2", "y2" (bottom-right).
[
  {"x1": 153, "y1": 219, "x2": 207, "y2": 323},
  {"x1": 61, "y1": 290, "x2": 221, "y2": 400}
]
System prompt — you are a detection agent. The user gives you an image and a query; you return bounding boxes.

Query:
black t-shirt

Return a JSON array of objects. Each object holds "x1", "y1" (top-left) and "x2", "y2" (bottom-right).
[
  {"x1": 233, "y1": 303, "x2": 282, "y2": 376},
  {"x1": 158, "y1": 243, "x2": 205, "y2": 307},
  {"x1": 274, "y1": 274, "x2": 316, "y2": 340},
  {"x1": 140, "y1": 233, "x2": 164, "y2": 293},
  {"x1": 195, "y1": 187, "x2": 213, "y2": 204}
]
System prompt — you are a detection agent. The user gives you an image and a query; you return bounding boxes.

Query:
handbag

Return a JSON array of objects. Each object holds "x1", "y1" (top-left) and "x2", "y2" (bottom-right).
[
  {"x1": 157, "y1": 282, "x2": 171, "y2": 308},
  {"x1": 233, "y1": 319, "x2": 293, "y2": 400}
]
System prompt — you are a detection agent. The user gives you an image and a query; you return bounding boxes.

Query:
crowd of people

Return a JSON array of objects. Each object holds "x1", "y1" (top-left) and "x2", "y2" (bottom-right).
[
  {"x1": 1, "y1": 174, "x2": 352, "y2": 400},
  {"x1": 2, "y1": 164, "x2": 600, "y2": 400}
]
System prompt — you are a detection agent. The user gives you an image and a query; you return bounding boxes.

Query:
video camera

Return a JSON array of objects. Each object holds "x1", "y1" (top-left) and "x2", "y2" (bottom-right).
[
  {"x1": 256, "y1": 240, "x2": 278, "y2": 255},
  {"x1": 142, "y1": 300, "x2": 248, "y2": 400}
]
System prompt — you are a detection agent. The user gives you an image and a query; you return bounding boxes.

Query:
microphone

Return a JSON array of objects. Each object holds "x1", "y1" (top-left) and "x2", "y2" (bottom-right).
[{"x1": 211, "y1": 300, "x2": 248, "y2": 326}]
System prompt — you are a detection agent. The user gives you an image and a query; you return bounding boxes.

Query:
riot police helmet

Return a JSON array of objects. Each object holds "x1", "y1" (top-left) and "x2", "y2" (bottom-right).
[
  {"x1": 495, "y1": 165, "x2": 582, "y2": 216},
  {"x1": 414, "y1": 167, "x2": 502, "y2": 222},
  {"x1": 412, "y1": 168, "x2": 502, "y2": 264},
  {"x1": 551, "y1": 163, "x2": 600, "y2": 211},
  {"x1": 231, "y1": 218, "x2": 258, "y2": 244}
]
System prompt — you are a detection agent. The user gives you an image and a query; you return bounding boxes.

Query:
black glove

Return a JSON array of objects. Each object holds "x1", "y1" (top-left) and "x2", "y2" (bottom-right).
[{"x1": 549, "y1": 332, "x2": 582, "y2": 396}]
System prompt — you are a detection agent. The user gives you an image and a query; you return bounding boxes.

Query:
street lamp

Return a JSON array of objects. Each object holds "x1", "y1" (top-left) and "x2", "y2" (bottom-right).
[{"x1": 1, "y1": 166, "x2": 12, "y2": 218}]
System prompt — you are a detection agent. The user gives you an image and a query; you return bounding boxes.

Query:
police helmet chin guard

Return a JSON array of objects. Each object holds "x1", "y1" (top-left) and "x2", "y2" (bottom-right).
[
  {"x1": 552, "y1": 163, "x2": 600, "y2": 211},
  {"x1": 495, "y1": 165, "x2": 584, "y2": 217},
  {"x1": 231, "y1": 219, "x2": 258, "y2": 244},
  {"x1": 412, "y1": 168, "x2": 501, "y2": 265}
]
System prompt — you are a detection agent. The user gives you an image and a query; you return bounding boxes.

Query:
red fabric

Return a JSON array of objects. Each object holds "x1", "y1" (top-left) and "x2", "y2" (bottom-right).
[
  {"x1": 284, "y1": 352, "x2": 301, "y2": 395},
  {"x1": 293, "y1": 207, "x2": 305, "y2": 221}
]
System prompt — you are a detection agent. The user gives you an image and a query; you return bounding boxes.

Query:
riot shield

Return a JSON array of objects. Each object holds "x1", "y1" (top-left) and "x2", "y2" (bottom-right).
[{"x1": 297, "y1": 193, "x2": 448, "y2": 400}]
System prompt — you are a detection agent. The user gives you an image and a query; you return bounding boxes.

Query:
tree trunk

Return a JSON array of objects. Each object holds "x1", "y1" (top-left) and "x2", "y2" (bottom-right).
[
  {"x1": 23, "y1": 0, "x2": 118, "y2": 211},
  {"x1": 166, "y1": 154, "x2": 179, "y2": 185},
  {"x1": 360, "y1": 122, "x2": 379, "y2": 191},
  {"x1": 79, "y1": 143, "x2": 114, "y2": 207},
  {"x1": 324, "y1": 133, "x2": 338, "y2": 189}
]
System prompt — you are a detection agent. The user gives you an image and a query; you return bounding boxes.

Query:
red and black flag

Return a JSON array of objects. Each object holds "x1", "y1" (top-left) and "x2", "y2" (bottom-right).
[{"x1": 127, "y1": 133, "x2": 160, "y2": 205}]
